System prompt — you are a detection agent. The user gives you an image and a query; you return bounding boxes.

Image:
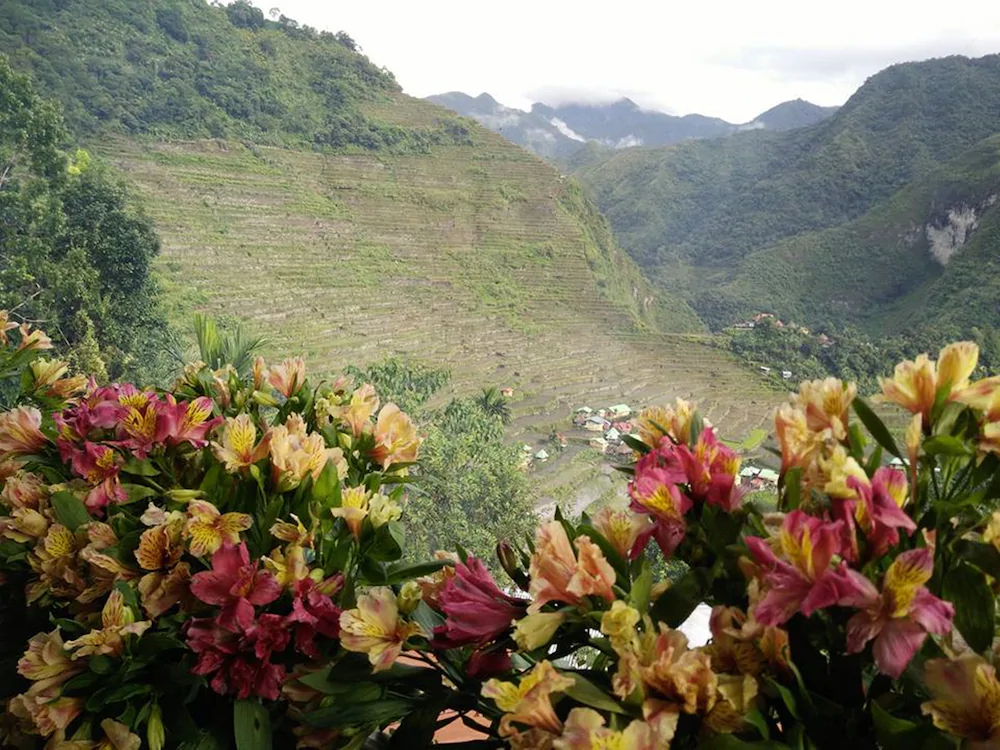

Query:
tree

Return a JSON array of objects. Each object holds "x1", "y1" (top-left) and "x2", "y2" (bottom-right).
[
  {"x1": 0, "y1": 56, "x2": 170, "y2": 383},
  {"x1": 475, "y1": 386, "x2": 512, "y2": 424}
]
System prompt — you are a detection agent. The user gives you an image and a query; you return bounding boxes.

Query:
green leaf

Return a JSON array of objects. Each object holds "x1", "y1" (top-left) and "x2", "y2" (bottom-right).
[
  {"x1": 121, "y1": 457, "x2": 160, "y2": 477},
  {"x1": 649, "y1": 570, "x2": 701, "y2": 627},
  {"x1": 852, "y1": 398, "x2": 901, "y2": 458},
  {"x1": 563, "y1": 674, "x2": 627, "y2": 714},
  {"x1": 50, "y1": 491, "x2": 92, "y2": 531},
  {"x1": 953, "y1": 539, "x2": 1000, "y2": 578},
  {"x1": 697, "y1": 737, "x2": 790, "y2": 749},
  {"x1": 943, "y1": 563, "x2": 995, "y2": 652},
  {"x1": 871, "y1": 701, "x2": 918, "y2": 750},
  {"x1": 628, "y1": 562, "x2": 653, "y2": 611},
  {"x1": 121, "y1": 483, "x2": 158, "y2": 504},
  {"x1": 304, "y1": 697, "x2": 415, "y2": 728},
  {"x1": 762, "y1": 676, "x2": 801, "y2": 720},
  {"x1": 621, "y1": 434, "x2": 649, "y2": 455},
  {"x1": 311, "y1": 459, "x2": 342, "y2": 507},
  {"x1": 690, "y1": 411, "x2": 705, "y2": 444},
  {"x1": 365, "y1": 521, "x2": 405, "y2": 562},
  {"x1": 923, "y1": 435, "x2": 973, "y2": 457},
  {"x1": 780, "y1": 467, "x2": 802, "y2": 511},
  {"x1": 380, "y1": 559, "x2": 450, "y2": 585},
  {"x1": 234, "y1": 699, "x2": 271, "y2": 750}
]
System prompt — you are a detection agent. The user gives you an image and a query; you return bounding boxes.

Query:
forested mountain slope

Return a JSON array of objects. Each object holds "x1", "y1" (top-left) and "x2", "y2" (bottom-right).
[{"x1": 576, "y1": 54, "x2": 1000, "y2": 302}]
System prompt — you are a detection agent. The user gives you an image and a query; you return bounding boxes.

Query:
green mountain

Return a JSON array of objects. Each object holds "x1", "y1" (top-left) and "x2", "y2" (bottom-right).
[
  {"x1": 750, "y1": 99, "x2": 840, "y2": 131},
  {"x1": 575, "y1": 54, "x2": 1000, "y2": 322},
  {"x1": 0, "y1": 0, "x2": 779, "y2": 497},
  {"x1": 713, "y1": 135, "x2": 1000, "y2": 335}
]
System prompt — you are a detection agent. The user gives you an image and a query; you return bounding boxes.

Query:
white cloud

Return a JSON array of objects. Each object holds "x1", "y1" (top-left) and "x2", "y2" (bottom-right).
[
  {"x1": 254, "y1": 0, "x2": 1000, "y2": 122},
  {"x1": 548, "y1": 117, "x2": 587, "y2": 142}
]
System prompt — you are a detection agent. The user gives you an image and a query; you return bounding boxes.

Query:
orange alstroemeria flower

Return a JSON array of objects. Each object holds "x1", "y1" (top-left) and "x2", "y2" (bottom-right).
[
  {"x1": 267, "y1": 357, "x2": 306, "y2": 399},
  {"x1": 335, "y1": 383, "x2": 380, "y2": 437},
  {"x1": 0, "y1": 406, "x2": 48, "y2": 455},
  {"x1": 370, "y1": 404, "x2": 421, "y2": 469},
  {"x1": 63, "y1": 589, "x2": 151, "y2": 658},
  {"x1": 527, "y1": 521, "x2": 615, "y2": 614}
]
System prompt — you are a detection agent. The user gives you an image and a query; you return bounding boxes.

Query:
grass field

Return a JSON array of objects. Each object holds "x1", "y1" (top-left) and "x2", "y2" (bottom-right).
[{"x1": 100, "y1": 96, "x2": 783, "y2": 499}]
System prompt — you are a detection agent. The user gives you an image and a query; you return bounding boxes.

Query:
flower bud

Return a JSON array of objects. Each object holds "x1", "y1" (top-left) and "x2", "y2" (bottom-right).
[
  {"x1": 166, "y1": 489, "x2": 203, "y2": 502},
  {"x1": 397, "y1": 580, "x2": 422, "y2": 614},
  {"x1": 496, "y1": 540, "x2": 529, "y2": 591},
  {"x1": 147, "y1": 703, "x2": 165, "y2": 750},
  {"x1": 252, "y1": 390, "x2": 280, "y2": 408}
]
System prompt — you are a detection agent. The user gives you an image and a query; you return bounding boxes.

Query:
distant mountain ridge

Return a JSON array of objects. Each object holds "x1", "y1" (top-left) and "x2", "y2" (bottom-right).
[{"x1": 425, "y1": 91, "x2": 839, "y2": 159}]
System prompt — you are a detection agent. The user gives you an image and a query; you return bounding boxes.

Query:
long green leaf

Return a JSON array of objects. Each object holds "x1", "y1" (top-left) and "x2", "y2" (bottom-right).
[
  {"x1": 852, "y1": 398, "x2": 901, "y2": 458},
  {"x1": 50, "y1": 491, "x2": 92, "y2": 531},
  {"x1": 943, "y1": 563, "x2": 994, "y2": 652},
  {"x1": 564, "y1": 674, "x2": 627, "y2": 714},
  {"x1": 234, "y1": 699, "x2": 271, "y2": 750}
]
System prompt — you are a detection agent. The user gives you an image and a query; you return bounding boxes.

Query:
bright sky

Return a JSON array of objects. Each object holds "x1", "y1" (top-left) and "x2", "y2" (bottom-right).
[{"x1": 255, "y1": 0, "x2": 1000, "y2": 122}]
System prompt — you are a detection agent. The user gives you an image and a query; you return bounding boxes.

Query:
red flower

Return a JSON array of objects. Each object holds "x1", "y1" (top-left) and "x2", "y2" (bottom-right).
[
  {"x1": 433, "y1": 557, "x2": 526, "y2": 648},
  {"x1": 287, "y1": 577, "x2": 344, "y2": 658},
  {"x1": 66, "y1": 441, "x2": 126, "y2": 513},
  {"x1": 467, "y1": 647, "x2": 512, "y2": 678},
  {"x1": 190, "y1": 542, "x2": 281, "y2": 631},
  {"x1": 186, "y1": 616, "x2": 288, "y2": 700}
]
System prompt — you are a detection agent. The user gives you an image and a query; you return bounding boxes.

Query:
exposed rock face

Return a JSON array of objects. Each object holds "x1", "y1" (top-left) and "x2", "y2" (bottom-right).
[{"x1": 927, "y1": 206, "x2": 979, "y2": 265}]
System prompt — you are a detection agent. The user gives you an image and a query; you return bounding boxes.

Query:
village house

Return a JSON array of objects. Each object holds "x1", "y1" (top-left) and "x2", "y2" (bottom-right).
[
  {"x1": 584, "y1": 416, "x2": 608, "y2": 432},
  {"x1": 589, "y1": 436, "x2": 609, "y2": 453},
  {"x1": 500, "y1": 387, "x2": 514, "y2": 397},
  {"x1": 609, "y1": 404, "x2": 632, "y2": 419},
  {"x1": 605, "y1": 427, "x2": 621, "y2": 442}
]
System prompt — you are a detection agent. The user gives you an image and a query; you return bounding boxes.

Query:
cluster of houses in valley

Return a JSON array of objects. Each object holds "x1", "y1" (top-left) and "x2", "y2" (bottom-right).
[
  {"x1": 571, "y1": 403, "x2": 641, "y2": 458},
  {"x1": 738, "y1": 465, "x2": 780, "y2": 491}
]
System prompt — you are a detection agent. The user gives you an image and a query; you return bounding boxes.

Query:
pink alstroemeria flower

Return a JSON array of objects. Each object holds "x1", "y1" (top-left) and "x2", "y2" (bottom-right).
[
  {"x1": 186, "y1": 616, "x2": 287, "y2": 700},
  {"x1": 286, "y1": 577, "x2": 344, "y2": 658},
  {"x1": 840, "y1": 547, "x2": 954, "y2": 678},
  {"x1": 746, "y1": 510, "x2": 849, "y2": 626},
  {"x1": 678, "y1": 429, "x2": 744, "y2": 512},
  {"x1": 67, "y1": 442, "x2": 126, "y2": 513},
  {"x1": 190, "y1": 542, "x2": 281, "y2": 631},
  {"x1": 433, "y1": 556, "x2": 527, "y2": 648},
  {"x1": 629, "y1": 463, "x2": 692, "y2": 559},
  {"x1": 846, "y1": 467, "x2": 916, "y2": 559}
]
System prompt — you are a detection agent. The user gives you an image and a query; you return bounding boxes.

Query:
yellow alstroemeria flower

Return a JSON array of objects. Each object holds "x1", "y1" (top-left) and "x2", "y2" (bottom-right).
[
  {"x1": 482, "y1": 660, "x2": 575, "y2": 737},
  {"x1": 792, "y1": 377, "x2": 857, "y2": 442},
  {"x1": 818, "y1": 445, "x2": 870, "y2": 500},
  {"x1": 269, "y1": 413, "x2": 346, "y2": 491},
  {"x1": 17, "y1": 629, "x2": 83, "y2": 686},
  {"x1": 922, "y1": 656, "x2": 1000, "y2": 746},
  {"x1": 334, "y1": 383, "x2": 379, "y2": 437},
  {"x1": 185, "y1": 500, "x2": 252, "y2": 557},
  {"x1": 554, "y1": 707, "x2": 673, "y2": 750},
  {"x1": 339, "y1": 586, "x2": 424, "y2": 672},
  {"x1": 637, "y1": 398, "x2": 696, "y2": 448},
  {"x1": 63, "y1": 589, "x2": 151, "y2": 658},
  {"x1": 331, "y1": 486, "x2": 370, "y2": 539},
  {"x1": 134, "y1": 520, "x2": 185, "y2": 571},
  {"x1": 370, "y1": 404, "x2": 421, "y2": 469},
  {"x1": 513, "y1": 611, "x2": 569, "y2": 651},
  {"x1": 600, "y1": 601, "x2": 641, "y2": 651},
  {"x1": 881, "y1": 341, "x2": 979, "y2": 422},
  {"x1": 591, "y1": 506, "x2": 653, "y2": 559},
  {"x1": 212, "y1": 414, "x2": 268, "y2": 473},
  {"x1": 263, "y1": 544, "x2": 310, "y2": 588}
]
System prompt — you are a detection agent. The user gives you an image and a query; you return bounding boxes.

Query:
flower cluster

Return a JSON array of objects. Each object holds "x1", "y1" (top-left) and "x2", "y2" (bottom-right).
[{"x1": 4, "y1": 310, "x2": 1000, "y2": 750}]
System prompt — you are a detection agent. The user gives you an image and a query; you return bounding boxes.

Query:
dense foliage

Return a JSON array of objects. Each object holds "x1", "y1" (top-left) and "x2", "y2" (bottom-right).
[
  {"x1": 0, "y1": 0, "x2": 473, "y2": 153},
  {"x1": 6, "y1": 321, "x2": 1000, "y2": 748},
  {"x1": 0, "y1": 56, "x2": 169, "y2": 388},
  {"x1": 344, "y1": 359, "x2": 537, "y2": 562}
]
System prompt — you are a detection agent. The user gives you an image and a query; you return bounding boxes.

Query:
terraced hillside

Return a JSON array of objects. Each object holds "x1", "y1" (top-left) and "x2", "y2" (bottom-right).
[{"x1": 103, "y1": 96, "x2": 779, "y2": 498}]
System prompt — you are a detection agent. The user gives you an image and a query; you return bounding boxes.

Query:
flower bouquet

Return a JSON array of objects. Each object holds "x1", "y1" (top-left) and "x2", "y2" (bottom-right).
[{"x1": 2, "y1": 311, "x2": 1000, "y2": 750}]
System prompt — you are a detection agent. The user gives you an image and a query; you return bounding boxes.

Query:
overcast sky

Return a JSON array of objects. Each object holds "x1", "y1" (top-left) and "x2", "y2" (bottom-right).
[{"x1": 254, "y1": 0, "x2": 1000, "y2": 122}]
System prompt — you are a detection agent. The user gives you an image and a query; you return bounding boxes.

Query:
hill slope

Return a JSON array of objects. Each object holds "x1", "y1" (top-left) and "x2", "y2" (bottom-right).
[
  {"x1": 576, "y1": 54, "x2": 1000, "y2": 306},
  {"x1": 0, "y1": 0, "x2": 780, "y2": 495},
  {"x1": 708, "y1": 135, "x2": 1000, "y2": 332}
]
